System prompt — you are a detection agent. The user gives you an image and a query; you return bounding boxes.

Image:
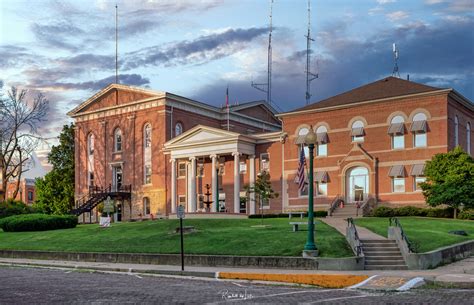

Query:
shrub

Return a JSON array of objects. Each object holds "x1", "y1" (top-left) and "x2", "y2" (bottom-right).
[
  {"x1": 371, "y1": 206, "x2": 395, "y2": 217},
  {"x1": 0, "y1": 199, "x2": 38, "y2": 219},
  {"x1": 458, "y1": 209, "x2": 474, "y2": 220},
  {"x1": 0, "y1": 214, "x2": 78, "y2": 232},
  {"x1": 314, "y1": 211, "x2": 328, "y2": 217},
  {"x1": 370, "y1": 206, "x2": 455, "y2": 218}
]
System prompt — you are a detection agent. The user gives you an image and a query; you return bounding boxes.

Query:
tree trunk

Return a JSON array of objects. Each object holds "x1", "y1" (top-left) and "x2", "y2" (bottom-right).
[{"x1": 454, "y1": 208, "x2": 457, "y2": 219}]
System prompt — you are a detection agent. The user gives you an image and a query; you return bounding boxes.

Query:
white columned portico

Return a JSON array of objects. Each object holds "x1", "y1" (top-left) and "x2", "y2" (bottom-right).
[
  {"x1": 210, "y1": 154, "x2": 217, "y2": 212},
  {"x1": 189, "y1": 157, "x2": 197, "y2": 212},
  {"x1": 170, "y1": 158, "x2": 177, "y2": 213},
  {"x1": 233, "y1": 152, "x2": 241, "y2": 213},
  {"x1": 249, "y1": 154, "x2": 256, "y2": 214}
]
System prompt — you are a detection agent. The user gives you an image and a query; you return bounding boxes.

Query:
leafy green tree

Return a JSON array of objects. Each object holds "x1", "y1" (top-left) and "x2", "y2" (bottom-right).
[
  {"x1": 34, "y1": 124, "x2": 75, "y2": 215},
  {"x1": 245, "y1": 171, "x2": 279, "y2": 224},
  {"x1": 420, "y1": 146, "x2": 474, "y2": 218}
]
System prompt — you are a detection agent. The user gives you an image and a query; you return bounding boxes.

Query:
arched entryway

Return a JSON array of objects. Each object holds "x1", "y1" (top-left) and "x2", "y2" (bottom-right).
[{"x1": 346, "y1": 166, "x2": 369, "y2": 203}]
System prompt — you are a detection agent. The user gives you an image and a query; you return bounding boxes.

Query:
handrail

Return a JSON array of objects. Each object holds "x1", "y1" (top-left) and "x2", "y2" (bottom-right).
[
  {"x1": 389, "y1": 217, "x2": 417, "y2": 253},
  {"x1": 328, "y1": 194, "x2": 341, "y2": 216},
  {"x1": 347, "y1": 217, "x2": 364, "y2": 257}
]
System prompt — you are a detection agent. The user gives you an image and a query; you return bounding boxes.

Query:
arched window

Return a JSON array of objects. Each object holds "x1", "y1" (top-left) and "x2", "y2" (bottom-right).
[
  {"x1": 175, "y1": 123, "x2": 183, "y2": 137},
  {"x1": 455, "y1": 116, "x2": 459, "y2": 147},
  {"x1": 143, "y1": 197, "x2": 151, "y2": 216},
  {"x1": 114, "y1": 128, "x2": 122, "y2": 152},
  {"x1": 144, "y1": 124, "x2": 152, "y2": 184},
  {"x1": 411, "y1": 113, "x2": 427, "y2": 148},
  {"x1": 389, "y1": 115, "x2": 405, "y2": 149},
  {"x1": 297, "y1": 127, "x2": 309, "y2": 158},
  {"x1": 351, "y1": 120, "x2": 365, "y2": 142},
  {"x1": 316, "y1": 125, "x2": 328, "y2": 156},
  {"x1": 87, "y1": 134, "x2": 95, "y2": 186},
  {"x1": 467, "y1": 122, "x2": 471, "y2": 155}
]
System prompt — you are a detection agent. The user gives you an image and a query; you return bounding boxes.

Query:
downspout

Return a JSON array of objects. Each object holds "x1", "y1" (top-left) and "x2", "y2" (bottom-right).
[
  {"x1": 170, "y1": 105, "x2": 174, "y2": 139},
  {"x1": 279, "y1": 117, "x2": 285, "y2": 213}
]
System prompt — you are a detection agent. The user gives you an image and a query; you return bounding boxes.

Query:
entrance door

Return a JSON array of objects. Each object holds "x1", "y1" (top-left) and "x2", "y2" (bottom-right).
[
  {"x1": 347, "y1": 167, "x2": 369, "y2": 203},
  {"x1": 116, "y1": 202, "x2": 122, "y2": 222},
  {"x1": 113, "y1": 167, "x2": 123, "y2": 191}
]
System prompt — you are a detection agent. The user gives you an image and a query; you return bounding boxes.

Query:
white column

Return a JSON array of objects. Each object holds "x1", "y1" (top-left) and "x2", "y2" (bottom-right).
[
  {"x1": 190, "y1": 157, "x2": 197, "y2": 212},
  {"x1": 233, "y1": 152, "x2": 241, "y2": 213},
  {"x1": 249, "y1": 154, "x2": 256, "y2": 215},
  {"x1": 171, "y1": 158, "x2": 177, "y2": 213},
  {"x1": 211, "y1": 154, "x2": 217, "y2": 213}
]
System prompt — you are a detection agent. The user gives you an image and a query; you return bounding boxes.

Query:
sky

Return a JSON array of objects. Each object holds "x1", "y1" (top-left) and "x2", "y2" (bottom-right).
[{"x1": 1, "y1": 0, "x2": 473, "y2": 141}]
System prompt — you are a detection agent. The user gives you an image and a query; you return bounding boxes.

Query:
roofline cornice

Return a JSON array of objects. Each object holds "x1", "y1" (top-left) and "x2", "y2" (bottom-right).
[
  {"x1": 276, "y1": 89, "x2": 453, "y2": 118},
  {"x1": 448, "y1": 89, "x2": 474, "y2": 111}
]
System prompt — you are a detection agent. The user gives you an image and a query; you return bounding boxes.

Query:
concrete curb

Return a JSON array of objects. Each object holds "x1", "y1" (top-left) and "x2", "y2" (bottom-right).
[{"x1": 0, "y1": 249, "x2": 364, "y2": 270}]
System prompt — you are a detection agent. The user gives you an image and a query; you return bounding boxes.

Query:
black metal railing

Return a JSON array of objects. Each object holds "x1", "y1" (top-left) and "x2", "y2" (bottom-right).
[
  {"x1": 389, "y1": 217, "x2": 418, "y2": 253},
  {"x1": 347, "y1": 217, "x2": 363, "y2": 257},
  {"x1": 357, "y1": 194, "x2": 375, "y2": 217},
  {"x1": 328, "y1": 194, "x2": 342, "y2": 216},
  {"x1": 71, "y1": 184, "x2": 131, "y2": 216}
]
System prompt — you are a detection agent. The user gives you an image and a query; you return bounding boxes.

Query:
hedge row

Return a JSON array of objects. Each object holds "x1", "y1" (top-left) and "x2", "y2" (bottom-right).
[
  {"x1": 370, "y1": 206, "x2": 456, "y2": 218},
  {"x1": 0, "y1": 199, "x2": 38, "y2": 219},
  {"x1": 458, "y1": 209, "x2": 474, "y2": 220},
  {"x1": 248, "y1": 211, "x2": 328, "y2": 219},
  {"x1": 0, "y1": 214, "x2": 78, "y2": 232}
]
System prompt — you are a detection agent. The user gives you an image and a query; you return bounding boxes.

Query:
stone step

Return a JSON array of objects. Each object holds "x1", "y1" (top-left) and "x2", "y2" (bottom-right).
[
  {"x1": 362, "y1": 244, "x2": 399, "y2": 249},
  {"x1": 364, "y1": 251, "x2": 403, "y2": 256},
  {"x1": 365, "y1": 259, "x2": 406, "y2": 265},
  {"x1": 361, "y1": 240, "x2": 397, "y2": 244},
  {"x1": 364, "y1": 254, "x2": 404, "y2": 258},
  {"x1": 364, "y1": 265, "x2": 408, "y2": 270}
]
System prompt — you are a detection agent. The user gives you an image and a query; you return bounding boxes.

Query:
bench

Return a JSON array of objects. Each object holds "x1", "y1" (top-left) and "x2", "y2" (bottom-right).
[
  {"x1": 288, "y1": 212, "x2": 305, "y2": 219},
  {"x1": 289, "y1": 221, "x2": 316, "y2": 232}
]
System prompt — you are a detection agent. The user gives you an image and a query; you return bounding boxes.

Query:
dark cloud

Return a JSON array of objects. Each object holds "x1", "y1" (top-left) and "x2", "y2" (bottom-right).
[
  {"x1": 193, "y1": 16, "x2": 474, "y2": 111},
  {"x1": 31, "y1": 21, "x2": 85, "y2": 51},
  {"x1": 123, "y1": 27, "x2": 268, "y2": 70},
  {"x1": 56, "y1": 54, "x2": 115, "y2": 70},
  {"x1": 32, "y1": 74, "x2": 149, "y2": 91},
  {"x1": 0, "y1": 45, "x2": 41, "y2": 69}
]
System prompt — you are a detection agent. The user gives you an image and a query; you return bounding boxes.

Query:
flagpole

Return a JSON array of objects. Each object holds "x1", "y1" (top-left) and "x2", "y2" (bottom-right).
[{"x1": 226, "y1": 86, "x2": 230, "y2": 131}]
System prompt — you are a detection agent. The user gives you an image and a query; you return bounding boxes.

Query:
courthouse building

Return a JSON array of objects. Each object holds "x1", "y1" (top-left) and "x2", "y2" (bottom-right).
[{"x1": 68, "y1": 77, "x2": 473, "y2": 221}]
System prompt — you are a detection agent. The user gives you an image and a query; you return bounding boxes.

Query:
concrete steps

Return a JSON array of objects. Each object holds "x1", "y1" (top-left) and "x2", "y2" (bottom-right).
[
  {"x1": 330, "y1": 204, "x2": 360, "y2": 218},
  {"x1": 361, "y1": 239, "x2": 408, "y2": 270}
]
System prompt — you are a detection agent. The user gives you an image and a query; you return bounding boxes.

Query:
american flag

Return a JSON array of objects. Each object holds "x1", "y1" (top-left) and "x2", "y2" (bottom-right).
[{"x1": 295, "y1": 146, "x2": 307, "y2": 192}]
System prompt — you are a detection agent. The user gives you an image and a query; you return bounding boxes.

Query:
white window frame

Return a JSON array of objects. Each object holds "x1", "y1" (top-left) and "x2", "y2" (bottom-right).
[
  {"x1": 178, "y1": 195, "x2": 186, "y2": 207},
  {"x1": 175, "y1": 123, "x2": 183, "y2": 137},
  {"x1": 260, "y1": 153, "x2": 270, "y2": 173},
  {"x1": 114, "y1": 128, "x2": 122, "y2": 152},
  {"x1": 351, "y1": 120, "x2": 365, "y2": 142},
  {"x1": 392, "y1": 134, "x2": 405, "y2": 150},
  {"x1": 143, "y1": 197, "x2": 151, "y2": 215},
  {"x1": 413, "y1": 113, "x2": 427, "y2": 148},
  {"x1": 317, "y1": 143, "x2": 327, "y2": 156},
  {"x1": 392, "y1": 177, "x2": 405, "y2": 193},
  {"x1": 316, "y1": 182, "x2": 328, "y2": 197},
  {"x1": 144, "y1": 165, "x2": 152, "y2": 184},
  {"x1": 143, "y1": 124, "x2": 152, "y2": 185},
  {"x1": 178, "y1": 162, "x2": 186, "y2": 178},
  {"x1": 414, "y1": 176, "x2": 426, "y2": 192}
]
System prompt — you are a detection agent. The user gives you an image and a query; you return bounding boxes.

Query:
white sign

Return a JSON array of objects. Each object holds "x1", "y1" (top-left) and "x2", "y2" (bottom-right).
[
  {"x1": 100, "y1": 216, "x2": 111, "y2": 227},
  {"x1": 177, "y1": 205, "x2": 185, "y2": 219}
]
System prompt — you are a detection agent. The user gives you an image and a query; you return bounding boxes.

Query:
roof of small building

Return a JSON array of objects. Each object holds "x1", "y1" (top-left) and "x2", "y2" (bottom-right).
[{"x1": 280, "y1": 76, "x2": 446, "y2": 116}]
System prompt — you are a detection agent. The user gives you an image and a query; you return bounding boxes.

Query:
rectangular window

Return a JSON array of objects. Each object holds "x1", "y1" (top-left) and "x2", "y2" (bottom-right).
[
  {"x1": 299, "y1": 145, "x2": 309, "y2": 158},
  {"x1": 27, "y1": 191, "x2": 33, "y2": 201},
  {"x1": 261, "y1": 198, "x2": 270, "y2": 208},
  {"x1": 414, "y1": 133, "x2": 427, "y2": 147},
  {"x1": 239, "y1": 161, "x2": 247, "y2": 174},
  {"x1": 317, "y1": 182, "x2": 328, "y2": 196},
  {"x1": 198, "y1": 194, "x2": 204, "y2": 209},
  {"x1": 218, "y1": 163, "x2": 225, "y2": 176},
  {"x1": 197, "y1": 163, "x2": 204, "y2": 177},
  {"x1": 178, "y1": 195, "x2": 186, "y2": 206},
  {"x1": 260, "y1": 153, "x2": 270, "y2": 172},
  {"x1": 414, "y1": 176, "x2": 426, "y2": 191},
  {"x1": 178, "y1": 162, "x2": 186, "y2": 178},
  {"x1": 317, "y1": 144, "x2": 327, "y2": 156},
  {"x1": 392, "y1": 178, "x2": 405, "y2": 193},
  {"x1": 143, "y1": 199, "x2": 151, "y2": 215},
  {"x1": 392, "y1": 135, "x2": 405, "y2": 149},
  {"x1": 144, "y1": 165, "x2": 151, "y2": 184}
]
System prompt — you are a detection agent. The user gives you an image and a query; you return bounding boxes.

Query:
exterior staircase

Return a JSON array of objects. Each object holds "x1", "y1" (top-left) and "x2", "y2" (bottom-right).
[
  {"x1": 330, "y1": 203, "x2": 360, "y2": 218},
  {"x1": 361, "y1": 239, "x2": 408, "y2": 270},
  {"x1": 70, "y1": 185, "x2": 131, "y2": 217}
]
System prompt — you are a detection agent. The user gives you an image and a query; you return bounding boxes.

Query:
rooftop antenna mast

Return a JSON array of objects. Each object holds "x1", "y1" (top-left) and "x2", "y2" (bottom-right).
[
  {"x1": 115, "y1": 4, "x2": 119, "y2": 84},
  {"x1": 392, "y1": 43, "x2": 400, "y2": 78},
  {"x1": 251, "y1": 0, "x2": 273, "y2": 105},
  {"x1": 305, "y1": 0, "x2": 318, "y2": 105}
]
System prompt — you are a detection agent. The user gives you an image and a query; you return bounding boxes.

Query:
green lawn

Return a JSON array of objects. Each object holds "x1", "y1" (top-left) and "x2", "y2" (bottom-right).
[
  {"x1": 355, "y1": 217, "x2": 474, "y2": 253},
  {"x1": 0, "y1": 218, "x2": 353, "y2": 257}
]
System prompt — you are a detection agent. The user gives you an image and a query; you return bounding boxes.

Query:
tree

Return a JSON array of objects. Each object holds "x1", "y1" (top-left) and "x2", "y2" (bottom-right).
[
  {"x1": 245, "y1": 171, "x2": 279, "y2": 224},
  {"x1": 34, "y1": 124, "x2": 75, "y2": 215},
  {"x1": 0, "y1": 87, "x2": 49, "y2": 201},
  {"x1": 420, "y1": 146, "x2": 474, "y2": 218}
]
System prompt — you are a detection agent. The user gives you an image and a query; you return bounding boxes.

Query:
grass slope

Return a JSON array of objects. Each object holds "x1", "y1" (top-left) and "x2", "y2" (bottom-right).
[
  {"x1": 0, "y1": 218, "x2": 353, "y2": 257},
  {"x1": 355, "y1": 217, "x2": 474, "y2": 253}
]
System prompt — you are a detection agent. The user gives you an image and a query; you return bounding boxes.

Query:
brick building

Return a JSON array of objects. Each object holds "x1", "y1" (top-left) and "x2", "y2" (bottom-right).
[{"x1": 69, "y1": 77, "x2": 473, "y2": 221}]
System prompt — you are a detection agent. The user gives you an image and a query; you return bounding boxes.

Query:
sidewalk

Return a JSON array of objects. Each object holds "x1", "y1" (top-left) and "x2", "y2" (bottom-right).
[
  {"x1": 321, "y1": 217, "x2": 386, "y2": 240},
  {"x1": 1, "y1": 256, "x2": 472, "y2": 289}
]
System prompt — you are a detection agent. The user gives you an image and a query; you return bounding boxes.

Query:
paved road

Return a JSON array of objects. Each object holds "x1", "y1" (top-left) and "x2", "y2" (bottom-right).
[{"x1": 0, "y1": 266, "x2": 473, "y2": 304}]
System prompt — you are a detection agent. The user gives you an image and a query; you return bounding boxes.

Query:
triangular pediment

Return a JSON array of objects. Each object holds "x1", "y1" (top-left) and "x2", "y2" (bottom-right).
[
  {"x1": 67, "y1": 84, "x2": 163, "y2": 117},
  {"x1": 164, "y1": 125, "x2": 244, "y2": 147},
  {"x1": 338, "y1": 143, "x2": 374, "y2": 165}
]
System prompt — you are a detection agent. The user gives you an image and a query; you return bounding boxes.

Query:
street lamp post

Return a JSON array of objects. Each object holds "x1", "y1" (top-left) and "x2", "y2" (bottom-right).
[{"x1": 303, "y1": 127, "x2": 318, "y2": 257}]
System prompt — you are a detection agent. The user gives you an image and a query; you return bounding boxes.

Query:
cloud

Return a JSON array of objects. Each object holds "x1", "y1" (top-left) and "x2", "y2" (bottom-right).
[
  {"x1": 34, "y1": 74, "x2": 150, "y2": 91},
  {"x1": 31, "y1": 21, "x2": 86, "y2": 52},
  {"x1": 123, "y1": 27, "x2": 268, "y2": 70},
  {"x1": 377, "y1": 0, "x2": 396, "y2": 4},
  {"x1": 387, "y1": 11, "x2": 409, "y2": 21},
  {"x1": 0, "y1": 45, "x2": 42, "y2": 69}
]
